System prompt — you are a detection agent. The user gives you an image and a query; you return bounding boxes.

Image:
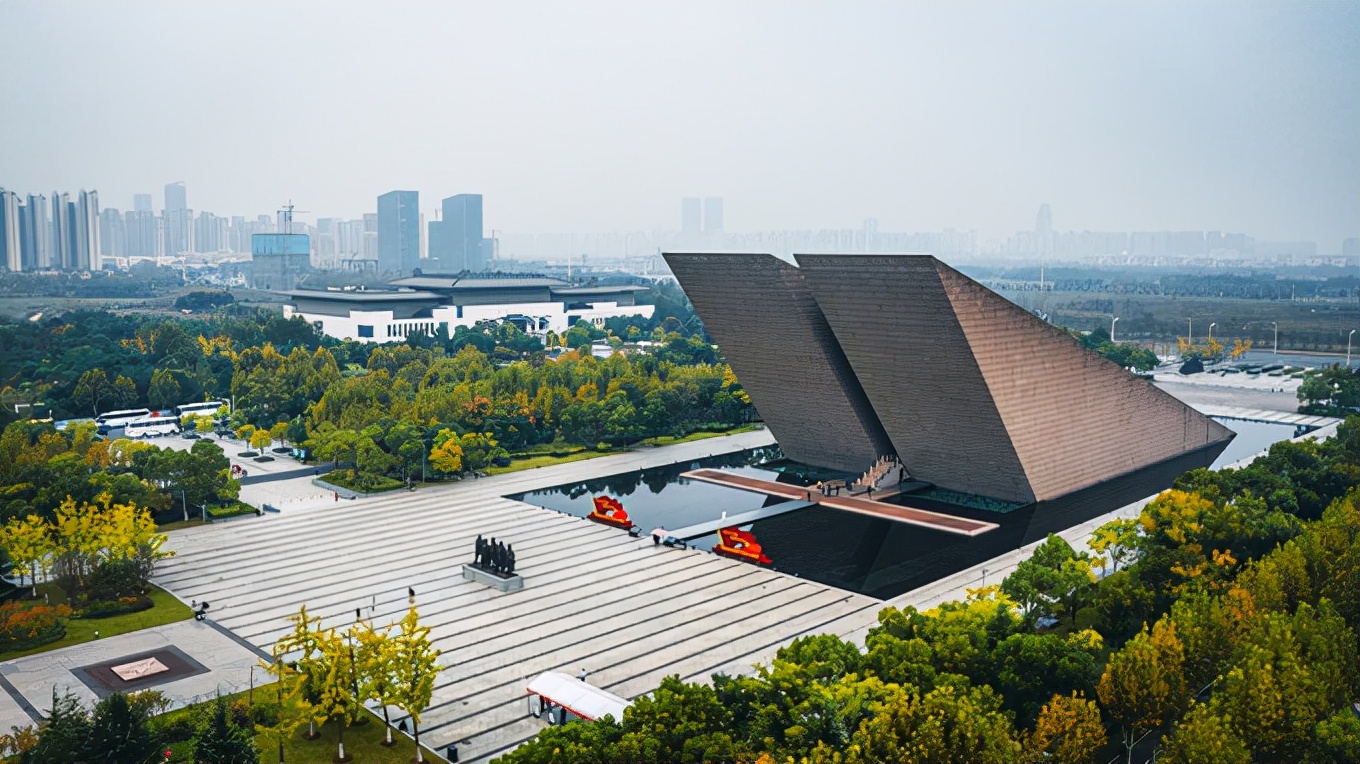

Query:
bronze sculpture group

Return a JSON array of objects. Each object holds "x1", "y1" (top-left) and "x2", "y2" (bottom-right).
[{"x1": 474, "y1": 534, "x2": 516, "y2": 576}]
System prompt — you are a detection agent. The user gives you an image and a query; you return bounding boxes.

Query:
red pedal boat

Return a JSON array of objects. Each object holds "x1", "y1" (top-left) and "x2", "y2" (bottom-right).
[
  {"x1": 589, "y1": 495, "x2": 634, "y2": 530},
  {"x1": 713, "y1": 527, "x2": 772, "y2": 565}
]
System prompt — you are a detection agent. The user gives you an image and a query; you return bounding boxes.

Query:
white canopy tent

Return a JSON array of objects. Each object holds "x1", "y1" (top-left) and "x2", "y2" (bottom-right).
[{"x1": 525, "y1": 671, "x2": 631, "y2": 722}]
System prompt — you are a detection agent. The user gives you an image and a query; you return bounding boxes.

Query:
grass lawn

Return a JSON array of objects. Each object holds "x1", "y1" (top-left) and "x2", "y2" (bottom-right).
[
  {"x1": 484, "y1": 448, "x2": 608, "y2": 475},
  {"x1": 208, "y1": 501, "x2": 259, "y2": 520},
  {"x1": 483, "y1": 424, "x2": 765, "y2": 476},
  {"x1": 638, "y1": 423, "x2": 763, "y2": 447},
  {"x1": 0, "y1": 583, "x2": 194, "y2": 660},
  {"x1": 158, "y1": 517, "x2": 208, "y2": 531},
  {"x1": 161, "y1": 685, "x2": 441, "y2": 764}
]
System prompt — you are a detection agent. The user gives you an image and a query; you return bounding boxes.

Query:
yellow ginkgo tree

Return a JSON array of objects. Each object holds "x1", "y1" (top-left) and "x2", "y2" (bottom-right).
[{"x1": 0, "y1": 515, "x2": 53, "y2": 596}]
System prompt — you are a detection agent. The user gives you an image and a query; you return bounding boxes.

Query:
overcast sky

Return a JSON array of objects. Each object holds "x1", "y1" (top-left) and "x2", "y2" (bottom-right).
[{"x1": 1, "y1": 1, "x2": 1356, "y2": 248}]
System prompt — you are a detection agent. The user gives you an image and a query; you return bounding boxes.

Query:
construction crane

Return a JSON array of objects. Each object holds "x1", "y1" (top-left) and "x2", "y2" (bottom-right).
[{"x1": 276, "y1": 200, "x2": 311, "y2": 235}]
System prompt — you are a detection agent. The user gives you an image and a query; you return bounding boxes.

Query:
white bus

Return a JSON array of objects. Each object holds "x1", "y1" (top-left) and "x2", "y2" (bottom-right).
[
  {"x1": 175, "y1": 400, "x2": 228, "y2": 419},
  {"x1": 125, "y1": 416, "x2": 181, "y2": 438},
  {"x1": 95, "y1": 408, "x2": 152, "y2": 433}
]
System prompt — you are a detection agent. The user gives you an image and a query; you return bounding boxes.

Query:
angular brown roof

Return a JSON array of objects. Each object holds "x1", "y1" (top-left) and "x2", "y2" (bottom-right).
[
  {"x1": 666, "y1": 252, "x2": 1234, "y2": 505},
  {"x1": 665, "y1": 253, "x2": 893, "y2": 473}
]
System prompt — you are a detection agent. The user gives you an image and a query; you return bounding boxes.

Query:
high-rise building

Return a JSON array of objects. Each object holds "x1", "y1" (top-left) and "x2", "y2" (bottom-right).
[
  {"x1": 25, "y1": 194, "x2": 53, "y2": 268},
  {"x1": 133, "y1": 194, "x2": 153, "y2": 213},
  {"x1": 703, "y1": 197, "x2": 724, "y2": 233},
  {"x1": 0, "y1": 189, "x2": 20, "y2": 271},
  {"x1": 681, "y1": 197, "x2": 702, "y2": 234},
  {"x1": 429, "y1": 194, "x2": 484, "y2": 272},
  {"x1": 73, "y1": 190, "x2": 99, "y2": 270},
  {"x1": 100, "y1": 208, "x2": 125, "y2": 257},
  {"x1": 164, "y1": 181, "x2": 190, "y2": 254},
  {"x1": 377, "y1": 190, "x2": 420, "y2": 276},
  {"x1": 125, "y1": 209, "x2": 159, "y2": 257},
  {"x1": 52, "y1": 191, "x2": 73, "y2": 269},
  {"x1": 361, "y1": 213, "x2": 379, "y2": 261},
  {"x1": 1035, "y1": 203, "x2": 1053, "y2": 257}
]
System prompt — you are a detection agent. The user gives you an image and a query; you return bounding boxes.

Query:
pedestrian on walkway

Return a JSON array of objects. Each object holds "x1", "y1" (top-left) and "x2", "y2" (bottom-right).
[{"x1": 334, "y1": 491, "x2": 339, "y2": 502}]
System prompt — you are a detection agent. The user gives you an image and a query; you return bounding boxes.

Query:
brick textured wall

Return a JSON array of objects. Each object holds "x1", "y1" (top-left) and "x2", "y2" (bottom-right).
[
  {"x1": 665, "y1": 253, "x2": 894, "y2": 473},
  {"x1": 669, "y1": 252, "x2": 1233, "y2": 506},
  {"x1": 935, "y1": 262, "x2": 1234, "y2": 501},
  {"x1": 797, "y1": 255, "x2": 1036, "y2": 502}
]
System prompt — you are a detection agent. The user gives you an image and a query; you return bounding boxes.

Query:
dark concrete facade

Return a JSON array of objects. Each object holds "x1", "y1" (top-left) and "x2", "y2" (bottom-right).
[
  {"x1": 665, "y1": 253, "x2": 893, "y2": 473},
  {"x1": 668, "y1": 252, "x2": 1234, "y2": 505}
]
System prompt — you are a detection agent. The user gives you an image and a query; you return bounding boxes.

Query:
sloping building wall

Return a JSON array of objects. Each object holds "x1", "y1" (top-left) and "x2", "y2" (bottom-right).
[
  {"x1": 795, "y1": 255, "x2": 1036, "y2": 502},
  {"x1": 671, "y1": 251, "x2": 1233, "y2": 506},
  {"x1": 665, "y1": 253, "x2": 894, "y2": 473},
  {"x1": 933, "y1": 262, "x2": 1234, "y2": 501}
]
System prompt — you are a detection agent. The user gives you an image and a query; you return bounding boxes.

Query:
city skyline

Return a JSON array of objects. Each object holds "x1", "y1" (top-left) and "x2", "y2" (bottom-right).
[
  {"x1": 0, "y1": 1, "x2": 1355, "y2": 250},
  {"x1": 2, "y1": 180, "x2": 1349, "y2": 273}
]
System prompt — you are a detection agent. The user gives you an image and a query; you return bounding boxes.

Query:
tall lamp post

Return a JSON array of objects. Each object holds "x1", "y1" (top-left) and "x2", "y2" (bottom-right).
[
  {"x1": 1186, "y1": 318, "x2": 1193, "y2": 345},
  {"x1": 1208, "y1": 322, "x2": 1216, "y2": 344},
  {"x1": 1110, "y1": 316, "x2": 1119, "y2": 343},
  {"x1": 1271, "y1": 321, "x2": 1278, "y2": 354},
  {"x1": 1348, "y1": 329, "x2": 1356, "y2": 367}
]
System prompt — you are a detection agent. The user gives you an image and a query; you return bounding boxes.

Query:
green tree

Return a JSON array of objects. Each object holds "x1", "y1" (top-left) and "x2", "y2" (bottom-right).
[
  {"x1": 72, "y1": 368, "x2": 113, "y2": 416},
  {"x1": 88, "y1": 692, "x2": 158, "y2": 764},
  {"x1": 1002, "y1": 535, "x2": 1096, "y2": 625},
  {"x1": 1, "y1": 515, "x2": 53, "y2": 595},
  {"x1": 311, "y1": 628, "x2": 359, "y2": 762},
  {"x1": 356, "y1": 618, "x2": 400, "y2": 746},
  {"x1": 992, "y1": 630, "x2": 1104, "y2": 727},
  {"x1": 428, "y1": 429, "x2": 464, "y2": 476},
  {"x1": 1024, "y1": 692, "x2": 1106, "y2": 764},
  {"x1": 269, "y1": 421, "x2": 290, "y2": 450},
  {"x1": 815, "y1": 682, "x2": 1022, "y2": 764},
  {"x1": 110, "y1": 374, "x2": 139, "y2": 409},
  {"x1": 1090, "y1": 517, "x2": 1140, "y2": 574},
  {"x1": 23, "y1": 690, "x2": 91, "y2": 764},
  {"x1": 1158, "y1": 703, "x2": 1251, "y2": 764},
  {"x1": 612, "y1": 676, "x2": 743, "y2": 763},
  {"x1": 249, "y1": 429, "x2": 273, "y2": 454},
  {"x1": 148, "y1": 368, "x2": 182, "y2": 410},
  {"x1": 272, "y1": 606, "x2": 327, "y2": 740},
  {"x1": 389, "y1": 607, "x2": 442, "y2": 763},
  {"x1": 193, "y1": 695, "x2": 258, "y2": 764},
  {"x1": 1097, "y1": 619, "x2": 1188, "y2": 764}
]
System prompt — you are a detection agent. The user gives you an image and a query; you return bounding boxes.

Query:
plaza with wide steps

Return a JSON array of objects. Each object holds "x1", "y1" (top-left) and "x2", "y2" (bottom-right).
[{"x1": 153, "y1": 429, "x2": 891, "y2": 763}]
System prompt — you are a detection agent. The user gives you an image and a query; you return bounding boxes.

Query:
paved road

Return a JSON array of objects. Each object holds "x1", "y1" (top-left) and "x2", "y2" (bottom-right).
[{"x1": 0, "y1": 620, "x2": 264, "y2": 732}]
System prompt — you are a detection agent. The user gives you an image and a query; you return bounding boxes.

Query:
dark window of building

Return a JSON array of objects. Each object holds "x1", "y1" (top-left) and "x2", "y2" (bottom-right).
[
  {"x1": 358, "y1": 325, "x2": 374, "y2": 338},
  {"x1": 456, "y1": 305, "x2": 463, "y2": 319}
]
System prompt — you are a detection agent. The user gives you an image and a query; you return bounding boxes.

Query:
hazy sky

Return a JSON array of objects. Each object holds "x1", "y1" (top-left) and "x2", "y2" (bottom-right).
[{"x1": 2, "y1": 1, "x2": 1357, "y2": 248}]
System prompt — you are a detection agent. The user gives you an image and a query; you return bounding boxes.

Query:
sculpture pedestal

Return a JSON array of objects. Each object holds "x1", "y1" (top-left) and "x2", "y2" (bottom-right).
[{"x1": 462, "y1": 563, "x2": 523, "y2": 592}]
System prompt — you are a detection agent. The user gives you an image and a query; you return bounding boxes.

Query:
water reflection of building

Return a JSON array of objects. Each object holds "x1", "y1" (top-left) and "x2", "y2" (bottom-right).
[{"x1": 666, "y1": 252, "x2": 1234, "y2": 507}]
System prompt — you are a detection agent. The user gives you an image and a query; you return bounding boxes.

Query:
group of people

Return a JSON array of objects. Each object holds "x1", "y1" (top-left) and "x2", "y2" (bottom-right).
[{"x1": 229, "y1": 464, "x2": 249, "y2": 478}]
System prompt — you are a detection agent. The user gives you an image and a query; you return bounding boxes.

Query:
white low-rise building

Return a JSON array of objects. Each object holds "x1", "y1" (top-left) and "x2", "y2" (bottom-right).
[{"x1": 283, "y1": 274, "x2": 654, "y2": 343}]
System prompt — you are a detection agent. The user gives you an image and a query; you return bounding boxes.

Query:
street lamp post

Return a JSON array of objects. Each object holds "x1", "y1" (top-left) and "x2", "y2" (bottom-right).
[
  {"x1": 1348, "y1": 329, "x2": 1356, "y2": 367},
  {"x1": 1271, "y1": 321, "x2": 1278, "y2": 354},
  {"x1": 1110, "y1": 316, "x2": 1119, "y2": 343},
  {"x1": 1187, "y1": 318, "x2": 1193, "y2": 345},
  {"x1": 1208, "y1": 322, "x2": 1216, "y2": 344}
]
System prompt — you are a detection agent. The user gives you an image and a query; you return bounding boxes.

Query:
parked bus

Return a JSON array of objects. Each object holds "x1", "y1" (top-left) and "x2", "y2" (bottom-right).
[
  {"x1": 95, "y1": 408, "x2": 152, "y2": 433},
  {"x1": 125, "y1": 416, "x2": 181, "y2": 438},
  {"x1": 175, "y1": 400, "x2": 228, "y2": 419}
]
